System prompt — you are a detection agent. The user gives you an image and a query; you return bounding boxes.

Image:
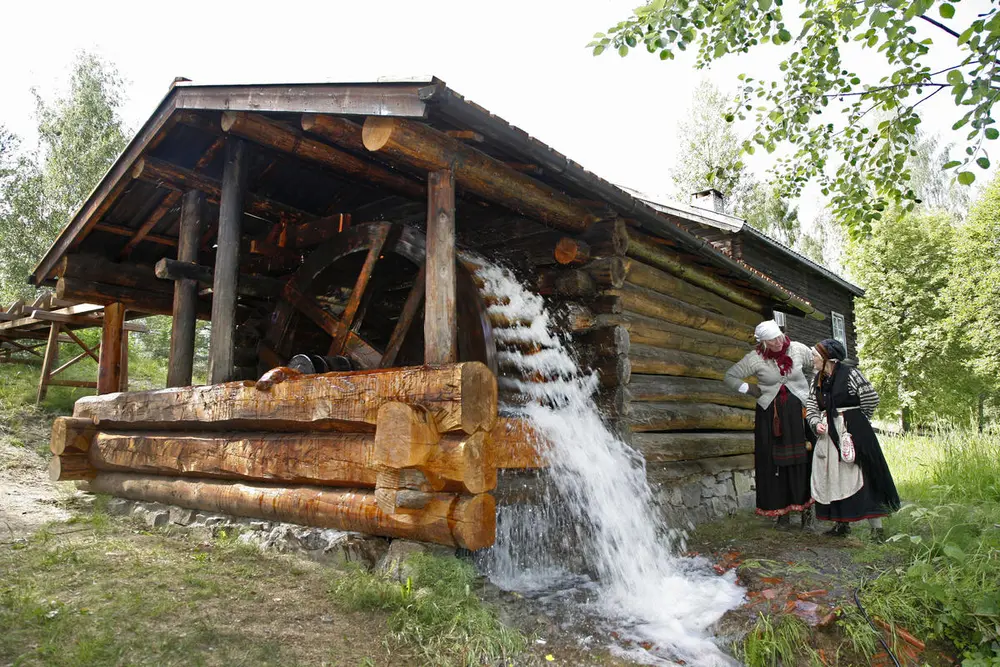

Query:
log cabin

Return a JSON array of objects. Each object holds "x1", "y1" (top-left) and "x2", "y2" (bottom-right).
[{"x1": 34, "y1": 78, "x2": 851, "y2": 542}]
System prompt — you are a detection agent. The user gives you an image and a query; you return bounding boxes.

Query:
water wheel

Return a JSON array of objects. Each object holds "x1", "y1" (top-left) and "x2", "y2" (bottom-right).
[{"x1": 260, "y1": 221, "x2": 497, "y2": 375}]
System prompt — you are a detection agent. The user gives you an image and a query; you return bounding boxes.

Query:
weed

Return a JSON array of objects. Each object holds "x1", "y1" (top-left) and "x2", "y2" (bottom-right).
[
  {"x1": 330, "y1": 552, "x2": 526, "y2": 666},
  {"x1": 737, "y1": 612, "x2": 809, "y2": 667}
]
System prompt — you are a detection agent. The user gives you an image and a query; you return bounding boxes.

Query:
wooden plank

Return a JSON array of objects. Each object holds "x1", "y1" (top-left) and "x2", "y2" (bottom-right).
[
  {"x1": 74, "y1": 362, "x2": 498, "y2": 435},
  {"x1": 27, "y1": 310, "x2": 146, "y2": 332},
  {"x1": 380, "y1": 262, "x2": 425, "y2": 368},
  {"x1": 98, "y1": 303, "x2": 125, "y2": 394},
  {"x1": 62, "y1": 328, "x2": 100, "y2": 362},
  {"x1": 168, "y1": 190, "x2": 205, "y2": 388},
  {"x1": 362, "y1": 117, "x2": 596, "y2": 233},
  {"x1": 50, "y1": 348, "x2": 98, "y2": 378},
  {"x1": 175, "y1": 83, "x2": 429, "y2": 117},
  {"x1": 329, "y1": 224, "x2": 389, "y2": 356},
  {"x1": 424, "y1": 169, "x2": 457, "y2": 364},
  {"x1": 117, "y1": 191, "x2": 182, "y2": 260},
  {"x1": 208, "y1": 139, "x2": 248, "y2": 384},
  {"x1": 36, "y1": 323, "x2": 62, "y2": 402},
  {"x1": 94, "y1": 222, "x2": 177, "y2": 247}
]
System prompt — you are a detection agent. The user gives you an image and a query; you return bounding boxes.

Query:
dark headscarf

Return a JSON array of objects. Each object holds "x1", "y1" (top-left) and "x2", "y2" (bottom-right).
[{"x1": 814, "y1": 339, "x2": 848, "y2": 448}]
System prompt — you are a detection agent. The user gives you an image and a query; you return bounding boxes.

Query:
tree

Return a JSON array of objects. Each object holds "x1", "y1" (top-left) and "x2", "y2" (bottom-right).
[
  {"x1": 0, "y1": 52, "x2": 128, "y2": 302},
  {"x1": 948, "y1": 172, "x2": 1000, "y2": 422},
  {"x1": 672, "y1": 81, "x2": 800, "y2": 244},
  {"x1": 797, "y1": 209, "x2": 846, "y2": 273},
  {"x1": 591, "y1": 0, "x2": 1000, "y2": 235},
  {"x1": 848, "y1": 208, "x2": 980, "y2": 428}
]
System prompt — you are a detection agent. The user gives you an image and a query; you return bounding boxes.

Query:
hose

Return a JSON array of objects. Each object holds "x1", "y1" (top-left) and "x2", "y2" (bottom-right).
[{"x1": 854, "y1": 585, "x2": 901, "y2": 667}]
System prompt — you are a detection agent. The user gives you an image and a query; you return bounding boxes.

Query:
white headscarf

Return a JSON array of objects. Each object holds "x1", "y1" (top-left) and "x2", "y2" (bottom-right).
[{"x1": 754, "y1": 319, "x2": 783, "y2": 342}]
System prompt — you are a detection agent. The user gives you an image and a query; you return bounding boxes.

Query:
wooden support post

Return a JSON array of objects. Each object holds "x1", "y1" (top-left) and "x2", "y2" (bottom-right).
[
  {"x1": 36, "y1": 323, "x2": 62, "y2": 403},
  {"x1": 98, "y1": 303, "x2": 125, "y2": 394},
  {"x1": 425, "y1": 169, "x2": 457, "y2": 364},
  {"x1": 168, "y1": 190, "x2": 204, "y2": 387},
  {"x1": 120, "y1": 330, "x2": 129, "y2": 392},
  {"x1": 208, "y1": 139, "x2": 248, "y2": 384}
]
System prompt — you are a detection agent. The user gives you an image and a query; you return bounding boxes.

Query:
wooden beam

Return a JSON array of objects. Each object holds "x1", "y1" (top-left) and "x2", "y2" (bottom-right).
[
  {"x1": 281, "y1": 282, "x2": 382, "y2": 369},
  {"x1": 424, "y1": 169, "x2": 457, "y2": 364},
  {"x1": 220, "y1": 112, "x2": 424, "y2": 199},
  {"x1": 117, "y1": 191, "x2": 181, "y2": 259},
  {"x1": 36, "y1": 323, "x2": 62, "y2": 403},
  {"x1": 74, "y1": 362, "x2": 498, "y2": 435},
  {"x1": 174, "y1": 83, "x2": 429, "y2": 118},
  {"x1": 27, "y1": 310, "x2": 146, "y2": 332},
  {"x1": 169, "y1": 189, "x2": 203, "y2": 388},
  {"x1": 444, "y1": 130, "x2": 484, "y2": 142},
  {"x1": 362, "y1": 117, "x2": 597, "y2": 233},
  {"x1": 132, "y1": 156, "x2": 313, "y2": 225},
  {"x1": 300, "y1": 114, "x2": 367, "y2": 153},
  {"x1": 50, "y1": 347, "x2": 99, "y2": 378},
  {"x1": 62, "y1": 328, "x2": 100, "y2": 362},
  {"x1": 155, "y1": 260, "x2": 283, "y2": 301},
  {"x1": 94, "y1": 222, "x2": 176, "y2": 247},
  {"x1": 328, "y1": 224, "x2": 389, "y2": 356},
  {"x1": 627, "y1": 402, "x2": 755, "y2": 432},
  {"x1": 56, "y1": 278, "x2": 210, "y2": 319},
  {"x1": 208, "y1": 139, "x2": 248, "y2": 384},
  {"x1": 380, "y1": 262, "x2": 425, "y2": 368},
  {"x1": 98, "y1": 303, "x2": 125, "y2": 394}
]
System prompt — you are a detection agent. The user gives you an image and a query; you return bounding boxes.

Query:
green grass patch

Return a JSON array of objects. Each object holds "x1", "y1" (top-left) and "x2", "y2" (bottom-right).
[
  {"x1": 736, "y1": 612, "x2": 810, "y2": 667},
  {"x1": 330, "y1": 552, "x2": 527, "y2": 666}
]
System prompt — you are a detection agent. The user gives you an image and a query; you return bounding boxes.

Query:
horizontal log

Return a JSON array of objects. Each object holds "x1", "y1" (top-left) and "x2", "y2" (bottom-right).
[
  {"x1": 560, "y1": 303, "x2": 595, "y2": 333},
  {"x1": 593, "y1": 355, "x2": 631, "y2": 388},
  {"x1": 574, "y1": 325, "x2": 630, "y2": 358},
  {"x1": 627, "y1": 402, "x2": 755, "y2": 432},
  {"x1": 56, "y1": 277, "x2": 212, "y2": 319},
  {"x1": 49, "y1": 452, "x2": 96, "y2": 482},
  {"x1": 584, "y1": 257, "x2": 626, "y2": 289},
  {"x1": 605, "y1": 284, "x2": 755, "y2": 343},
  {"x1": 597, "y1": 311, "x2": 750, "y2": 362},
  {"x1": 487, "y1": 417, "x2": 546, "y2": 469},
  {"x1": 88, "y1": 472, "x2": 496, "y2": 550},
  {"x1": 300, "y1": 113, "x2": 367, "y2": 154},
  {"x1": 60, "y1": 254, "x2": 171, "y2": 295},
  {"x1": 632, "y1": 432, "x2": 755, "y2": 463},
  {"x1": 133, "y1": 157, "x2": 313, "y2": 225},
  {"x1": 374, "y1": 402, "x2": 439, "y2": 468},
  {"x1": 629, "y1": 343, "x2": 734, "y2": 380},
  {"x1": 582, "y1": 218, "x2": 629, "y2": 256},
  {"x1": 28, "y1": 310, "x2": 148, "y2": 332},
  {"x1": 154, "y1": 258, "x2": 283, "y2": 299},
  {"x1": 646, "y1": 454, "x2": 755, "y2": 483},
  {"x1": 74, "y1": 362, "x2": 498, "y2": 435},
  {"x1": 627, "y1": 375, "x2": 756, "y2": 409},
  {"x1": 222, "y1": 112, "x2": 424, "y2": 199},
  {"x1": 554, "y1": 237, "x2": 591, "y2": 266},
  {"x1": 623, "y1": 229, "x2": 766, "y2": 312},
  {"x1": 536, "y1": 269, "x2": 596, "y2": 298},
  {"x1": 362, "y1": 117, "x2": 596, "y2": 233},
  {"x1": 620, "y1": 258, "x2": 761, "y2": 326}
]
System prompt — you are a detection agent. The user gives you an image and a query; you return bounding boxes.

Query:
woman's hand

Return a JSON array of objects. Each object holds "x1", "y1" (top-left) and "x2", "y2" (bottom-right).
[
  {"x1": 815, "y1": 422, "x2": 828, "y2": 435},
  {"x1": 746, "y1": 384, "x2": 762, "y2": 398}
]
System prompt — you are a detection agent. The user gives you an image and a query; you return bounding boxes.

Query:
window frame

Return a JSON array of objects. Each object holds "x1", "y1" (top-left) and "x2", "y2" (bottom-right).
[
  {"x1": 772, "y1": 310, "x2": 786, "y2": 328},
  {"x1": 831, "y1": 311, "x2": 847, "y2": 345}
]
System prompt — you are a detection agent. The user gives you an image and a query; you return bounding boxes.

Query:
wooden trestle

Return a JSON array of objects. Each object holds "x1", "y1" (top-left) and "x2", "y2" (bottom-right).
[{"x1": 50, "y1": 362, "x2": 543, "y2": 550}]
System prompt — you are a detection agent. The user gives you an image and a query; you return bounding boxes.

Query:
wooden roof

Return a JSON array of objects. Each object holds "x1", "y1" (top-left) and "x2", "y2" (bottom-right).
[{"x1": 29, "y1": 77, "x2": 820, "y2": 316}]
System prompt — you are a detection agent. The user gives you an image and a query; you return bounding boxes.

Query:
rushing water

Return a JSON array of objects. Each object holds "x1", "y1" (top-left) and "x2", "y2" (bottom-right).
[{"x1": 475, "y1": 264, "x2": 745, "y2": 666}]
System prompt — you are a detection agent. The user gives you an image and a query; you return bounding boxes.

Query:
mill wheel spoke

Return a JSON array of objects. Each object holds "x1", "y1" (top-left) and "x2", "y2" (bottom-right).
[
  {"x1": 380, "y1": 261, "x2": 426, "y2": 368},
  {"x1": 328, "y1": 224, "x2": 390, "y2": 356},
  {"x1": 282, "y1": 281, "x2": 380, "y2": 366}
]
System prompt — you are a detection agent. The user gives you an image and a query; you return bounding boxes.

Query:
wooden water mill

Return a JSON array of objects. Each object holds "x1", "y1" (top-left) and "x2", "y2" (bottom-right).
[{"x1": 37, "y1": 79, "x2": 828, "y2": 548}]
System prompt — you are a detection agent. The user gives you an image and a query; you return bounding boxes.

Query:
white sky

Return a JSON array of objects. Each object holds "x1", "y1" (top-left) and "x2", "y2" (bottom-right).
[{"x1": 1, "y1": 0, "x2": 990, "y2": 229}]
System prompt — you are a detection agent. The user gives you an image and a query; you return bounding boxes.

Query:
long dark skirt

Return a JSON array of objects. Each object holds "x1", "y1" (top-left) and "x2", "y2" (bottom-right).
[
  {"x1": 754, "y1": 394, "x2": 813, "y2": 516},
  {"x1": 815, "y1": 411, "x2": 900, "y2": 523}
]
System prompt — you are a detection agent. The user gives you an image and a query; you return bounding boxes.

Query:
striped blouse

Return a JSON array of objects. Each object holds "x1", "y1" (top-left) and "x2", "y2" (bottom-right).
[{"x1": 806, "y1": 367, "x2": 880, "y2": 429}]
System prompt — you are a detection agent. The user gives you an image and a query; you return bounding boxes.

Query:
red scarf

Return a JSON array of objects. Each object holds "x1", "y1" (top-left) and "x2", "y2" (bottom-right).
[{"x1": 758, "y1": 336, "x2": 792, "y2": 376}]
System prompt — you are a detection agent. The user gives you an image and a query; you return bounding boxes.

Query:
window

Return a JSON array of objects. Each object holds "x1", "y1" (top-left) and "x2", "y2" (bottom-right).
[
  {"x1": 773, "y1": 310, "x2": 786, "y2": 328},
  {"x1": 831, "y1": 311, "x2": 846, "y2": 345}
]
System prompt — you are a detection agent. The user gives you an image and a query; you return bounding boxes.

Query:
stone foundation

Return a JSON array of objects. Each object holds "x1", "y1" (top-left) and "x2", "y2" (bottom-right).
[{"x1": 650, "y1": 467, "x2": 756, "y2": 528}]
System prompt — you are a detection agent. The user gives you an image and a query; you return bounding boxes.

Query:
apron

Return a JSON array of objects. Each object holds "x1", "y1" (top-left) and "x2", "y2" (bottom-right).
[{"x1": 811, "y1": 406, "x2": 864, "y2": 505}]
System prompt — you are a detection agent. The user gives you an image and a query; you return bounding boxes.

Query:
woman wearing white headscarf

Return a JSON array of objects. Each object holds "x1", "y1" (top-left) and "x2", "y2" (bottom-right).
[{"x1": 725, "y1": 320, "x2": 815, "y2": 529}]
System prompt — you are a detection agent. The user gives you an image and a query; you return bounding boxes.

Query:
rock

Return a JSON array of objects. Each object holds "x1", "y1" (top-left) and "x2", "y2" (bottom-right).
[
  {"x1": 145, "y1": 510, "x2": 170, "y2": 529},
  {"x1": 734, "y1": 471, "x2": 753, "y2": 496},
  {"x1": 168, "y1": 507, "x2": 198, "y2": 526},
  {"x1": 105, "y1": 498, "x2": 132, "y2": 516},
  {"x1": 378, "y1": 539, "x2": 455, "y2": 582},
  {"x1": 681, "y1": 483, "x2": 702, "y2": 508},
  {"x1": 738, "y1": 492, "x2": 756, "y2": 509}
]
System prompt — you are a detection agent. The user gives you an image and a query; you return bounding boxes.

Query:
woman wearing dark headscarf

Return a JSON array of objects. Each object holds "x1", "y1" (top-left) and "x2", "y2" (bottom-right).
[
  {"x1": 806, "y1": 339, "x2": 900, "y2": 541},
  {"x1": 725, "y1": 320, "x2": 815, "y2": 529}
]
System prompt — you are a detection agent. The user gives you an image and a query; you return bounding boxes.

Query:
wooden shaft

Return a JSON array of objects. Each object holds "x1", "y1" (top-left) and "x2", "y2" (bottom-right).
[
  {"x1": 88, "y1": 472, "x2": 496, "y2": 550},
  {"x1": 629, "y1": 343, "x2": 734, "y2": 380},
  {"x1": 74, "y1": 362, "x2": 498, "y2": 435},
  {"x1": 605, "y1": 284, "x2": 755, "y2": 342},
  {"x1": 221, "y1": 112, "x2": 424, "y2": 199},
  {"x1": 168, "y1": 190, "x2": 204, "y2": 388},
  {"x1": 132, "y1": 156, "x2": 312, "y2": 225},
  {"x1": 35, "y1": 322, "x2": 62, "y2": 402},
  {"x1": 157, "y1": 259, "x2": 282, "y2": 300},
  {"x1": 425, "y1": 169, "x2": 458, "y2": 364},
  {"x1": 208, "y1": 138, "x2": 248, "y2": 384},
  {"x1": 627, "y1": 402, "x2": 755, "y2": 432},
  {"x1": 362, "y1": 117, "x2": 596, "y2": 233},
  {"x1": 632, "y1": 432, "x2": 755, "y2": 463},
  {"x1": 98, "y1": 303, "x2": 125, "y2": 394},
  {"x1": 627, "y1": 374, "x2": 757, "y2": 409}
]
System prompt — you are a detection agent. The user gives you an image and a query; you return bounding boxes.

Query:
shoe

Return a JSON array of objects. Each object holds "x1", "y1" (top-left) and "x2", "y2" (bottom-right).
[
  {"x1": 775, "y1": 515, "x2": 791, "y2": 531},
  {"x1": 823, "y1": 523, "x2": 850, "y2": 537},
  {"x1": 872, "y1": 528, "x2": 885, "y2": 544},
  {"x1": 801, "y1": 509, "x2": 814, "y2": 531}
]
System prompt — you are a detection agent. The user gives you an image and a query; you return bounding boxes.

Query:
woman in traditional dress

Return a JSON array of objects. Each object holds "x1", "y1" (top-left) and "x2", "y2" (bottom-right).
[
  {"x1": 725, "y1": 320, "x2": 815, "y2": 529},
  {"x1": 806, "y1": 339, "x2": 900, "y2": 541}
]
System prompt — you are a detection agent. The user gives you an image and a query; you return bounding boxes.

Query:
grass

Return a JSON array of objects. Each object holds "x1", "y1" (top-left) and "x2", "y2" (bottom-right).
[
  {"x1": 330, "y1": 552, "x2": 527, "y2": 666},
  {"x1": 737, "y1": 613, "x2": 810, "y2": 667}
]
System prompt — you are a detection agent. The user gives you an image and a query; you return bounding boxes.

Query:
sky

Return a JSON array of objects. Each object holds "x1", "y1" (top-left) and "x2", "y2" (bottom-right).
[{"x1": 1, "y1": 0, "x2": 991, "y2": 230}]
